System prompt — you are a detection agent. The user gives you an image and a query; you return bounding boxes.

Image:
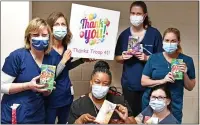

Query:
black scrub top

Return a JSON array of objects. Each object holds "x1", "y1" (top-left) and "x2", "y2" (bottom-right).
[{"x1": 67, "y1": 93, "x2": 133, "y2": 124}]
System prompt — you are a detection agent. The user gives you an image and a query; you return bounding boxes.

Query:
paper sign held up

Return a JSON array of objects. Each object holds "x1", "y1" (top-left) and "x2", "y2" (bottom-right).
[{"x1": 68, "y1": 3, "x2": 120, "y2": 60}]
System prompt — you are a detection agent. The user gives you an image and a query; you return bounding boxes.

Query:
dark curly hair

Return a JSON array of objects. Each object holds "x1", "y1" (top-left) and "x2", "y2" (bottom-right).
[{"x1": 91, "y1": 61, "x2": 112, "y2": 82}]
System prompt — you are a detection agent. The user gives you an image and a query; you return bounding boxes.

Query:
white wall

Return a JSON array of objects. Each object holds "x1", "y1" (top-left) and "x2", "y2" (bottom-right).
[
  {"x1": 1, "y1": 1, "x2": 32, "y2": 98},
  {"x1": 1, "y1": 1, "x2": 31, "y2": 68},
  {"x1": 199, "y1": 2, "x2": 200, "y2": 124}
]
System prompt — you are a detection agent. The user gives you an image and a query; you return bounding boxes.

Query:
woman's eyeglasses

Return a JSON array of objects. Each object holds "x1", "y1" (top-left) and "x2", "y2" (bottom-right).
[{"x1": 150, "y1": 96, "x2": 167, "y2": 101}]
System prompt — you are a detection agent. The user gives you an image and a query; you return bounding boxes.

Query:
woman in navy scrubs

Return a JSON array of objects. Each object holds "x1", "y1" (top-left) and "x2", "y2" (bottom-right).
[
  {"x1": 1, "y1": 18, "x2": 54, "y2": 123},
  {"x1": 115, "y1": 1, "x2": 163, "y2": 117},
  {"x1": 45, "y1": 12, "x2": 93, "y2": 124},
  {"x1": 141, "y1": 28, "x2": 196, "y2": 123}
]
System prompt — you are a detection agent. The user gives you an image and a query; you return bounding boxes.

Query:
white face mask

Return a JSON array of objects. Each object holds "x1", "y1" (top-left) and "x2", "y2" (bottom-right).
[
  {"x1": 162, "y1": 41, "x2": 178, "y2": 54},
  {"x1": 53, "y1": 26, "x2": 67, "y2": 40},
  {"x1": 92, "y1": 84, "x2": 109, "y2": 99},
  {"x1": 130, "y1": 15, "x2": 144, "y2": 27},
  {"x1": 149, "y1": 99, "x2": 166, "y2": 113}
]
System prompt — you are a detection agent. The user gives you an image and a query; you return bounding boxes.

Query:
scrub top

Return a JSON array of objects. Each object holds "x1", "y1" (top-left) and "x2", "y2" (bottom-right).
[
  {"x1": 44, "y1": 46, "x2": 73, "y2": 108},
  {"x1": 136, "y1": 106, "x2": 179, "y2": 124},
  {"x1": 1, "y1": 48, "x2": 54, "y2": 124},
  {"x1": 115, "y1": 26, "x2": 163, "y2": 91},
  {"x1": 142, "y1": 53, "x2": 196, "y2": 123},
  {"x1": 67, "y1": 93, "x2": 133, "y2": 124}
]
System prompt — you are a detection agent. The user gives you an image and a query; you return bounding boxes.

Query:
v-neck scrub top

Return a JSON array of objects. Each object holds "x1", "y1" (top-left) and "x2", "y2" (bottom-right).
[
  {"x1": 44, "y1": 46, "x2": 73, "y2": 108},
  {"x1": 142, "y1": 53, "x2": 196, "y2": 123},
  {"x1": 1, "y1": 48, "x2": 55, "y2": 124},
  {"x1": 115, "y1": 26, "x2": 163, "y2": 91}
]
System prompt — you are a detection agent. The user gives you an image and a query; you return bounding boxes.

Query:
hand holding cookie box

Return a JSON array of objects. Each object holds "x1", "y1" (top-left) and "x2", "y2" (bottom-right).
[
  {"x1": 40, "y1": 64, "x2": 56, "y2": 91},
  {"x1": 125, "y1": 36, "x2": 143, "y2": 55},
  {"x1": 171, "y1": 59, "x2": 184, "y2": 80}
]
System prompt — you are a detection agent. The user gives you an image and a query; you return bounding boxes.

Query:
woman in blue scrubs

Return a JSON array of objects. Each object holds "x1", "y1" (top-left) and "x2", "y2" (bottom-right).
[
  {"x1": 135, "y1": 85, "x2": 179, "y2": 124},
  {"x1": 45, "y1": 12, "x2": 93, "y2": 124},
  {"x1": 115, "y1": 1, "x2": 163, "y2": 117},
  {"x1": 1, "y1": 18, "x2": 54, "y2": 123},
  {"x1": 141, "y1": 28, "x2": 196, "y2": 123}
]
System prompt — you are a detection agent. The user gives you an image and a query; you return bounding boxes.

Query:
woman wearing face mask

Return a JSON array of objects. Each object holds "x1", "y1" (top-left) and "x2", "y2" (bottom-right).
[
  {"x1": 135, "y1": 85, "x2": 178, "y2": 124},
  {"x1": 141, "y1": 28, "x2": 196, "y2": 123},
  {"x1": 115, "y1": 1, "x2": 163, "y2": 117},
  {"x1": 67, "y1": 61, "x2": 137, "y2": 124},
  {"x1": 1, "y1": 18, "x2": 54, "y2": 123},
  {"x1": 45, "y1": 12, "x2": 94, "y2": 124}
]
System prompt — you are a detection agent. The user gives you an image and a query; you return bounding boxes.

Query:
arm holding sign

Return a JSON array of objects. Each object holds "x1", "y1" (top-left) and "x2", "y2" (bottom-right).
[
  {"x1": 56, "y1": 49, "x2": 96, "y2": 77},
  {"x1": 68, "y1": 58, "x2": 96, "y2": 70}
]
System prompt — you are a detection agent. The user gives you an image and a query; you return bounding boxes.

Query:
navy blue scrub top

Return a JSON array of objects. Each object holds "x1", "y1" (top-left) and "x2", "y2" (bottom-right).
[
  {"x1": 138, "y1": 106, "x2": 179, "y2": 124},
  {"x1": 44, "y1": 46, "x2": 73, "y2": 108},
  {"x1": 115, "y1": 26, "x2": 163, "y2": 91},
  {"x1": 142, "y1": 53, "x2": 196, "y2": 123},
  {"x1": 1, "y1": 48, "x2": 55, "y2": 124}
]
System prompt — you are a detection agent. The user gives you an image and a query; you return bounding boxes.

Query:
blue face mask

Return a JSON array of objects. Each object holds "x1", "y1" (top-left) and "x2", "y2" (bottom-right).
[
  {"x1": 31, "y1": 36, "x2": 49, "y2": 51},
  {"x1": 162, "y1": 41, "x2": 178, "y2": 54},
  {"x1": 53, "y1": 26, "x2": 67, "y2": 40}
]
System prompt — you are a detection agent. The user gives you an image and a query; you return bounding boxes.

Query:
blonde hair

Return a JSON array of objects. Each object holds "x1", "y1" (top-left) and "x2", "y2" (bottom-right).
[
  {"x1": 24, "y1": 17, "x2": 53, "y2": 54},
  {"x1": 163, "y1": 28, "x2": 183, "y2": 53}
]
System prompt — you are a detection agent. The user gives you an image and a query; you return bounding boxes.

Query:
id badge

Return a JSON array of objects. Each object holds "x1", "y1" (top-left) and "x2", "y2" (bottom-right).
[
  {"x1": 70, "y1": 86, "x2": 74, "y2": 95},
  {"x1": 139, "y1": 44, "x2": 143, "y2": 52}
]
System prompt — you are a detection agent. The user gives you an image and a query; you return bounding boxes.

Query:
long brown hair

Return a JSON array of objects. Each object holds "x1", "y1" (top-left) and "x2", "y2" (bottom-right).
[
  {"x1": 163, "y1": 28, "x2": 182, "y2": 53},
  {"x1": 129, "y1": 1, "x2": 151, "y2": 29},
  {"x1": 47, "y1": 12, "x2": 72, "y2": 47}
]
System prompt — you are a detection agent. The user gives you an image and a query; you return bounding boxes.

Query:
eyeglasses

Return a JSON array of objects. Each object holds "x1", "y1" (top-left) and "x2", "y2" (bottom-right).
[{"x1": 150, "y1": 96, "x2": 167, "y2": 101}]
